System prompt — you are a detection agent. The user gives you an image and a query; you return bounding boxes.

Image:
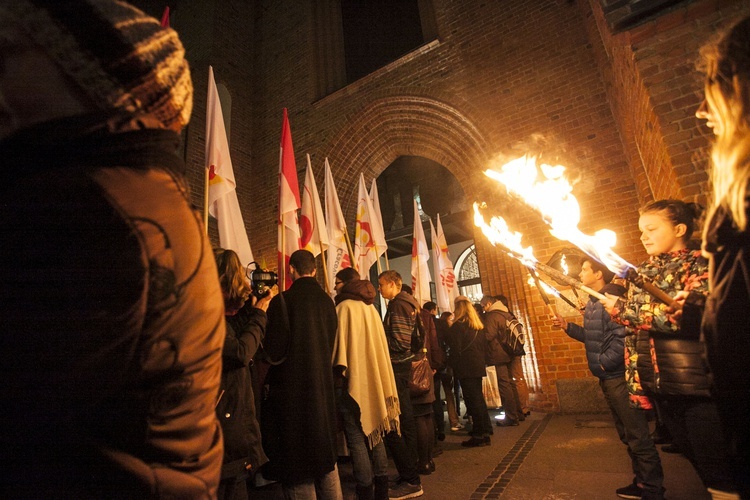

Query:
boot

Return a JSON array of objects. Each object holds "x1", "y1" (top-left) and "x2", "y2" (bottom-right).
[
  {"x1": 356, "y1": 483, "x2": 374, "y2": 500},
  {"x1": 374, "y1": 475, "x2": 389, "y2": 500}
]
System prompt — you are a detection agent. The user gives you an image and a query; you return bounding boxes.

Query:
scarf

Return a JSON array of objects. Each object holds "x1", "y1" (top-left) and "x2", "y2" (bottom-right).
[{"x1": 333, "y1": 288, "x2": 401, "y2": 448}]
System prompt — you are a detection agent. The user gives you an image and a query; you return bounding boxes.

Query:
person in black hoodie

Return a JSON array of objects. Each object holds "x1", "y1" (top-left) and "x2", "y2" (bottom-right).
[{"x1": 554, "y1": 258, "x2": 663, "y2": 500}]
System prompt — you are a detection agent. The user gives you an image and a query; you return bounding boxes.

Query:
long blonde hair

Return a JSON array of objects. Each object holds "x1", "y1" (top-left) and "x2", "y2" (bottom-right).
[
  {"x1": 453, "y1": 297, "x2": 484, "y2": 331},
  {"x1": 214, "y1": 248, "x2": 251, "y2": 312},
  {"x1": 700, "y1": 15, "x2": 750, "y2": 230}
]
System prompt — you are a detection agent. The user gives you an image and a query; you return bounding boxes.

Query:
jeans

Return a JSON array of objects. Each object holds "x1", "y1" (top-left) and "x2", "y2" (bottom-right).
[
  {"x1": 282, "y1": 464, "x2": 343, "y2": 500},
  {"x1": 336, "y1": 387, "x2": 388, "y2": 487},
  {"x1": 600, "y1": 377, "x2": 663, "y2": 493},
  {"x1": 383, "y1": 363, "x2": 419, "y2": 484},
  {"x1": 460, "y1": 377, "x2": 490, "y2": 437},
  {"x1": 494, "y1": 362, "x2": 519, "y2": 421}
]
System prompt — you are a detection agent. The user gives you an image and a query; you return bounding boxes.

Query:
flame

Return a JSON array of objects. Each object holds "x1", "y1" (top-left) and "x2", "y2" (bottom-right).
[
  {"x1": 473, "y1": 202, "x2": 537, "y2": 267},
  {"x1": 483, "y1": 155, "x2": 635, "y2": 276},
  {"x1": 527, "y1": 274, "x2": 560, "y2": 298},
  {"x1": 560, "y1": 254, "x2": 569, "y2": 276}
]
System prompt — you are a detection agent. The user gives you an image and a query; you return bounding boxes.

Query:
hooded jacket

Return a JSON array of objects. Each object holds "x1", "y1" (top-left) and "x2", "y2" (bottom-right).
[{"x1": 484, "y1": 300, "x2": 513, "y2": 365}]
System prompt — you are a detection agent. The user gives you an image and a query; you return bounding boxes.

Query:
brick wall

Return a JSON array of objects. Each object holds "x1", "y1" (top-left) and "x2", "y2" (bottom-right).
[{"x1": 129, "y1": 0, "x2": 748, "y2": 411}]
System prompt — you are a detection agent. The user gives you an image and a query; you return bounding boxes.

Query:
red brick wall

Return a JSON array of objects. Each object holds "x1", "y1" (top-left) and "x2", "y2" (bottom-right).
[{"x1": 131, "y1": 0, "x2": 748, "y2": 411}]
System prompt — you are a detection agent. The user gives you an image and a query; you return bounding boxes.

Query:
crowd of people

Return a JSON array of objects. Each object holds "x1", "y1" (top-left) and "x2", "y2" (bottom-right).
[{"x1": 1, "y1": 0, "x2": 749, "y2": 499}]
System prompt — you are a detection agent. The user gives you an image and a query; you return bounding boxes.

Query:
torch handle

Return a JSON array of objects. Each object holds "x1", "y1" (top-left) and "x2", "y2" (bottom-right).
[
  {"x1": 536, "y1": 262, "x2": 607, "y2": 301},
  {"x1": 530, "y1": 269, "x2": 556, "y2": 316},
  {"x1": 625, "y1": 269, "x2": 682, "y2": 310}
]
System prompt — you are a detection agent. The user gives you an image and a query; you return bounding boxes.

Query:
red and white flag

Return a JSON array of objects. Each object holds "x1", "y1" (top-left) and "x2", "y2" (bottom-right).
[
  {"x1": 300, "y1": 154, "x2": 328, "y2": 257},
  {"x1": 354, "y1": 174, "x2": 378, "y2": 279},
  {"x1": 411, "y1": 199, "x2": 432, "y2": 306},
  {"x1": 324, "y1": 158, "x2": 351, "y2": 292},
  {"x1": 431, "y1": 214, "x2": 458, "y2": 312},
  {"x1": 369, "y1": 178, "x2": 388, "y2": 260},
  {"x1": 205, "y1": 66, "x2": 253, "y2": 267},
  {"x1": 278, "y1": 108, "x2": 301, "y2": 290}
]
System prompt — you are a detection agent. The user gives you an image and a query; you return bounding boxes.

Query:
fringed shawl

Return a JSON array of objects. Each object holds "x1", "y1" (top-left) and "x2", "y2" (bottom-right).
[{"x1": 333, "y1": 299, "x2": 401, "y2": 448}]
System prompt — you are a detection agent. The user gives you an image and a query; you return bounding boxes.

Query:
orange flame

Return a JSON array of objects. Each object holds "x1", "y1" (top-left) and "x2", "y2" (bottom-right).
[
  {"x1": 526, "y1": 274, "x2": 560, "y2": 297},
  {"x1": 473, "y1": 202, "x2": 537, "y2": 267},
  {"x1": 483, "y1": 155, "x2": 634, "y2": 276}
]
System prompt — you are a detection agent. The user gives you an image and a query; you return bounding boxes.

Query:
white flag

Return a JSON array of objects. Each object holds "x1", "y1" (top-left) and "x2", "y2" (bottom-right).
[
  {"x1": 354, "y1": 174, "x2": 378, "y2": 279},
  {"x1": 300, "y1": 154, "x2": 329, "y2": 257},
  {"x1": 205, "y1": 66, "x2": 253, "y2": 267},
  {"x1": 411, "y1": 199, "x2": 432, "y2": 306},
  {"x1": 369, "y1": 178, "x2": 388, "y2": 259},
  {"x1": 324, "y1": 158, "x2": 351, "y2": 292},
  {"x1": 431, "y1": 214, "x2": 458, "y2": 312}
]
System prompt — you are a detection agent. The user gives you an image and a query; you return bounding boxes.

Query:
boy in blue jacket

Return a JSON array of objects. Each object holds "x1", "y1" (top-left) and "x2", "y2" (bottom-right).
[{"x1": 553, "y1": 259, "x2": 664, "y2": 500}]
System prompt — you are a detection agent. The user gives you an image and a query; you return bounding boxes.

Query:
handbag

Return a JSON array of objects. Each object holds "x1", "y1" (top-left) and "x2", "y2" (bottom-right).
[{"x1": 409, "y1": 349, "x2": 431, "y2": 397}]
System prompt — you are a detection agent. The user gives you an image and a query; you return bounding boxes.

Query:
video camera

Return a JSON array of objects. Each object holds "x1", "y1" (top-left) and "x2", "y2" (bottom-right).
[{"x1": 246, "y1": 261, "x2": 278, "y2": 298}]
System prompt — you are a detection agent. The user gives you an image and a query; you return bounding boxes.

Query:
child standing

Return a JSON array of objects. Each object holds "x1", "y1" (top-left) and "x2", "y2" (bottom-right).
[{"x1": 602, "y1": 200, "x2": 737, "y2": 499}]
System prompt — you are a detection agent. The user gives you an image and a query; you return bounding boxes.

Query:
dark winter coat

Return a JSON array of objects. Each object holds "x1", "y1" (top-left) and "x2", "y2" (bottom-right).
[
  {"x1": 217, "y1": 304, "x2": 268, "y2": 478},
  {"x1": 260, "y1": 277, "x2": 339, "y2": 483},
  {"x1": 565, "y1": 283, "x2": 627, "y2": 380},
  {"x1": 484, "y1": 302, "x2": 513, "y2": 365},
  {"x1": 616, "y1": 249, "x2": 711, "y2": 397},
  {"x1": 383, "y1": 291, "x2": 422, "y2": 365},
  {"x1": 446, "y1": 321, "x2": 487, "y2": 379},
  {"x1": 0, "y1": 118, "x2": 225, "y2": 498},
  {"x1": 702, "y1": 199, "x2": 750, "y2": 398}
]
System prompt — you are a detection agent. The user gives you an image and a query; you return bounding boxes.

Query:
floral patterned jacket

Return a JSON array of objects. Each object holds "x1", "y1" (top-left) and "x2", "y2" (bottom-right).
[{"x1": 612, "y1": 248, "x2": 710, "y2": 406}]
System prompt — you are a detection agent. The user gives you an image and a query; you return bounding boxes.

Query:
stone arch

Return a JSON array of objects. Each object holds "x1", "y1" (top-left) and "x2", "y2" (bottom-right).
[{"x1": 324, "y1": 95, "x2": 492, "y2": 216}]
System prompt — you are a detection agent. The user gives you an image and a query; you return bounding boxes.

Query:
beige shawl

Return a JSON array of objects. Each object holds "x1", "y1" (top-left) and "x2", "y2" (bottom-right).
[{"x1": 333, "y1": 299, "x2": 401, "y2": 448}]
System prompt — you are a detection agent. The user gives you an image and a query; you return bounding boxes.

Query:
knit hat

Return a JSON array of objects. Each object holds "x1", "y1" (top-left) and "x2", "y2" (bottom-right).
[{"x1": 0, "y1": 0, "x2": 193, "y2": 131}]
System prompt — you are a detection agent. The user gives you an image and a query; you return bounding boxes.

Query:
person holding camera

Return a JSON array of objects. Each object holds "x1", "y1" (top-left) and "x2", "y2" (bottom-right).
[
  {"x1": 214, "y1": 249, "x2": 275, "y2": 500},
  {"x1": 260, "y1": 250, "x2": 342, "y2": 499}
]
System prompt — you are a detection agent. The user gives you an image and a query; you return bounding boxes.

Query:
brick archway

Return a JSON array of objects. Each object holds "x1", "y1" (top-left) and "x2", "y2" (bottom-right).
[{"x1": 324, "y1": 95, "x2": 492, "y2": 215}]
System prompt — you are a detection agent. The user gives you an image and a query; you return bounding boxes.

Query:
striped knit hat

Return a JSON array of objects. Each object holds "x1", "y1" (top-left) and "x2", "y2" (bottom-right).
[{"x1": 0, "y1": 0, "x2": 193, "y2": 131}]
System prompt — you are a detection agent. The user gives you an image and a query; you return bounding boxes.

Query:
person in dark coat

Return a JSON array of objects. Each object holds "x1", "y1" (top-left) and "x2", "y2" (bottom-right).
[
  {"x1": 0, "y1": 2, "x2": 224, "y2": 497},
  {"x1": 261, "y1": 250, "x2": 342, "y2": 499},
  {"x1": 446, "y1": 296, "x2": 491, "y2": 448},
  {"x1": 553, "y1": 258, "x2": 663, "y2": 500},
  {"x1": 214, "y1": 249, "x2": 274, "y2": 500},
  {"x1": 696, "y1": 15, "x2": 750, "y2": 497},
  {"x1": 481, "y1": 294, "x2": 522, "y2": 426}
]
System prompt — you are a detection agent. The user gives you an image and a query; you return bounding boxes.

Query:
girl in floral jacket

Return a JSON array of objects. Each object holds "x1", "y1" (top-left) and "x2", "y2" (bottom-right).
[{"x1": 603, "y1": 200, "x2": 736, "y2": 498}]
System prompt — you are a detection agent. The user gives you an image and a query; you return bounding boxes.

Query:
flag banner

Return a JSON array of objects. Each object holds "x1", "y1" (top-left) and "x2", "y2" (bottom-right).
[
  {"x1": 411, "y1": 199, "x2": 432, "y2": 306},
  {"x1": 354, "y1": 173, "x2": 377, "y2": 279},
  {"x1": 205, "y1": 66, "x2": 253, "y2": 266},
  {"x1": 300, "y1": 154, "x2": 329, "y2": 257},
  {"x1": 431, "y1": 214, "x2": 458, "y2": 312},
  {"x1": 369, "y1": 178, "x2": 388, "y2": 259},
  {"x1": 324, "y1": 158, "x2": 351, "y2": 292},
  {"x1": 278, "y1": 108, "x2": 301, "y2": 290},
  {"x1": 160, "y1": 6, "x2": 170, "y2": 28}
]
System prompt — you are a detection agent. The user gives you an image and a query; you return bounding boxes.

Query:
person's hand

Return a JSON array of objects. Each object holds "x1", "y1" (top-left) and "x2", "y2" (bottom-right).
[
  {"x1": 551, "y1": 313, "x2": 567, "y2": 331},
  {"x1": 666, "y1": 290, "x2": 688, "y2": 324},
  {"x1": 253, "y1": 285, "x2": 278, "y2": 313},
  {"x1": 601, "y1": 293, "x2": 620, "y2": 315}
]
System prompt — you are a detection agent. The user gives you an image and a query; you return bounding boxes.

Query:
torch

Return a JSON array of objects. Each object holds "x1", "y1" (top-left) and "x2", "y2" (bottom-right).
[
  {"x1": 530, "y1": 268, "x2": 557, "y2": 316},
  {"x1": 529, "y1": 272, "x2": 583, "y2": 311},
  {"x1": 482, "y1": 156, "x2": 681, "y2": 310}
]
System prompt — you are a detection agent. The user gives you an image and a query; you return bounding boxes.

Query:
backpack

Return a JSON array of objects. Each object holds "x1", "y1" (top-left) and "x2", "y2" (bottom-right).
[{"x1": 503, "y1": 314, "x2": 526, "y2": 357}]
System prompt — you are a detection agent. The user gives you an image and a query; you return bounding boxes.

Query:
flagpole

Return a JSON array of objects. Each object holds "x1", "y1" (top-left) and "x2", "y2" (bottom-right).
[
  {"x1": 280, "y1": 217, "x2": 286, "y2": 292},
  {"x1": 344, "y1": 230, "x2": 357, "y2": 272},
  {"x1": 317, "y1": 224, "x2": 330, "y2": 292},
  {"x1": 203, "y1": 168, "x2": 209, "y2": 234}
]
